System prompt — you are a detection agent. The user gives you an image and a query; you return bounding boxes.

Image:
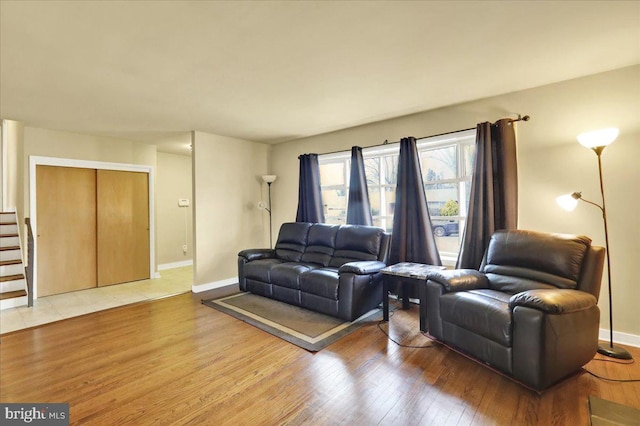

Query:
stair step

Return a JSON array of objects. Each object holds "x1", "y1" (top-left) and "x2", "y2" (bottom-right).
[
  {"x1": 1, "y1": 276, "x2": 26, "y2": 293},
  {"x1": 0, "y1": 259, "x2": 21, "y2": 266},
  {"x1": 0, "y1": 249, "x2": 21, "y2": 262},
  {"x1": 0, "y1": 222, "x2": 18, "y2": 226},
  {"x1": 0, "y1": 262, "x2": 24, "y2": 275},
  {"x1": 0, "y1": 290, "x2": 27, "y2": 300},
  {"x1": 0, "y1": 246, "x2": 20, "y2": 251},
  {"x1": 0, "y1": 237, "x2": 20, "y2": 248},
  {"x1": 0, "y1": 274, "x2": 25, "y2": 283},
  {"x1": 0, "y1": 233, "x2": 19, "y2": 237}
]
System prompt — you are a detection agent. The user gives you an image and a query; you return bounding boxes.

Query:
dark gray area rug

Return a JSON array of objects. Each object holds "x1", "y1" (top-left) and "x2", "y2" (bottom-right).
[
  {"x1": 589, "y1": 395, "x2": 640, "y2": 425},
  {"x1": 202, "y1": 292, "x2": 381, "y2": 352}
]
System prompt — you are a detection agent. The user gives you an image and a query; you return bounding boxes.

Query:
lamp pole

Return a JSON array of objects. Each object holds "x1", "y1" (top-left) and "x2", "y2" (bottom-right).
[
  {"x1": 261, "y1": 175, "x2": 277, "y2": 249},
  {"x1": 590, "y1": 146, "x2": 631, "y2": 359},
  {"x1": 267, "y1": 181, "x2": 273, "y2": 248}
]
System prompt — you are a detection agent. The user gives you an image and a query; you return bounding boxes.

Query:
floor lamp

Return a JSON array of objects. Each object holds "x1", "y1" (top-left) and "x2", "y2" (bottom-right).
[
  {"x1": 556, "y1": 128, "x2": 632, "y2": 360},
  {"x1": 259, "y1": 175, "x2": 277, "y2": 248}
]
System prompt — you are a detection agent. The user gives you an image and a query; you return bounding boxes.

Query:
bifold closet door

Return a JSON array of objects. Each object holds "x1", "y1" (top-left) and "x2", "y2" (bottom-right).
[
  {"x1": 97, "y1": 170, "x2": 150, "y2": 286},
  {"x1": 36, "y1": 165, "x2": 97, "y2": 296}
]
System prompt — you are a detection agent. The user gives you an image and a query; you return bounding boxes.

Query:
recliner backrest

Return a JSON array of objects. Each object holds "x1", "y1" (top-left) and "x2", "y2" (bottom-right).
[{"x1": 480, "y1": 229, "x2": 592, "y2": 294}]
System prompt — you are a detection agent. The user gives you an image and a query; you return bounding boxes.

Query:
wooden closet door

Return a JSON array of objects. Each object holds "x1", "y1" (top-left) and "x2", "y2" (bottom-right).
[
  {"x1": 97, "y1": 170, "x2": 150, "y2": 286},
  {"x1": 36, "y1": 166, "x2": 97, "y2": 296}
]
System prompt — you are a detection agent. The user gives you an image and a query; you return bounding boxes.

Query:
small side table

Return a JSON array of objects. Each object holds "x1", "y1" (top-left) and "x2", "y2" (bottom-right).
[{"x1": 381, "y1": 262, "x2": 446, "y2": 332}]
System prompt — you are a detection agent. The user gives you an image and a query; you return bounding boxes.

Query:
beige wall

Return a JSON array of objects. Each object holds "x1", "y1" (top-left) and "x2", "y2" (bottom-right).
[
  {"x1": 2, "y1": 120, "x2": 24, "y2": 212},
  {"x1": 271, "y1": 65, "x2": 640, "y2": 339},
  {"x1": 157, "y1": 151, "x2": 193, "y2": 266},
  {"x1": 192, "y1": 131, "x2": 270, "y2": 287},
  {"x1": 22, "y1": 126, "x2": 157, "y2": 215},
  {"x1": 1, "y1": 120, "x2": 25, "y2": 248}
]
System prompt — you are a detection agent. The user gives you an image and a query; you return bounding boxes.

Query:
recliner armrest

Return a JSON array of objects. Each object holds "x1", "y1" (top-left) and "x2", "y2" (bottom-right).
[
  {"x1": 238, "y1": 249, "x2": 276, "y2": 262},
  {"x1": 509, "y1": 289, "x2": 597, "y2": 314},
  {"x1": 426, "y1": 269, "x2": 489, "y2": 292},
  {"x1": 339, "y1": 261, "x2": 387, "y2": 275}
]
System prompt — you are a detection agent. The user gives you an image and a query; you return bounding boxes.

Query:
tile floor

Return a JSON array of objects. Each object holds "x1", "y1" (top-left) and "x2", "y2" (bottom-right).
[{"x1": 0, "y1": 266, "x2": 193, "y2": 334}]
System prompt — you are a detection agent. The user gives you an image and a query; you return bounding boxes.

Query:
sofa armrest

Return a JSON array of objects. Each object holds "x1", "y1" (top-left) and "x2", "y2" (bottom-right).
[
  {"x1": 426, "y1": 269, "x2": 489, "y2": 292},
  {"x1": 509, "y1": 289, "x2": 597, "y2": 314},
  {"x1": 238, "y1": 248, "x2": 276, "y2": 262},
  {"x1": 339, "y1": 261, "x2": 387, "y2": 275}
]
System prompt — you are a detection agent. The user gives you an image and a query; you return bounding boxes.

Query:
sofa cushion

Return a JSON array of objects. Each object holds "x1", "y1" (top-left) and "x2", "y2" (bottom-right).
[
  {"x1": 440, "y1": 289, "x2": 513, "y2": 347},
  {"x1": 270, "y1": 263, "x2": 317, "y2": 289},
  {"x1": 243, "y1": 258, "x2": 287, "y2": 282},
  {"x1": 300, "y1": 224, "x2": 339, "y2": 266},
  {"x1": 482, "y1": 230, "x2": 591, "y2": 291},
  {"x1": 275, "y1": 222, "x2": 312, "y2": 262},
  {"x1": 300, "y1": 268, "x2": 340, "y2": 300},
  {"x1": 329, "y1": 225, "x2": 384, "y2": 267}
]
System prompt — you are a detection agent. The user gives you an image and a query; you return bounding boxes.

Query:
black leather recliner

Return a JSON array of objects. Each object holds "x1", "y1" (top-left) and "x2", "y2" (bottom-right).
[{"x1": 425, "y1": 229, "x2": 605, "y2": 390}]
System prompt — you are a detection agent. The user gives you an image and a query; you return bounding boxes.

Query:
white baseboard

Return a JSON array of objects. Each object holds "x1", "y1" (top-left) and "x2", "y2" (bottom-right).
[
  {"x1": 158, "y1": 260, "x2": 193, "y2": 271},
  {"x1": 192, "y1": 277, "x2": 238, "y2": 293},
  {"x1": 599, "y1": 328, "x2": 640, "y2": 348}
]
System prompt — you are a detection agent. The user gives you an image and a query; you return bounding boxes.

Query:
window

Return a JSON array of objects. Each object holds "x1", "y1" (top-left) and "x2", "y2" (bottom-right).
[
  {"x1": 319, "y1": 154, "x2": 349, "y2": 224},
  {"x1": 319, "y1": 129, "x2": 476, "y2": 261}
]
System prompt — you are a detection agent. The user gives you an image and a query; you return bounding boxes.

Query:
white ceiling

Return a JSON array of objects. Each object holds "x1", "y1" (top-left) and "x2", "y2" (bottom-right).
[{"x1": 1, "y1": 1, "x2": 639, "y2": 153}]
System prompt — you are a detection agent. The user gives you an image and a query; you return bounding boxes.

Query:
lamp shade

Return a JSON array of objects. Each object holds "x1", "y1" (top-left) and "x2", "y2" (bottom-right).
[
  {"x1": 556, "y1": 193, "x2": 579, "y2": 211},
  {"x1": 577, "y1": 128, "x2": 619, "y2": 148},
  {"x1": 262, "y1": 175, "x2": 277, "y2": 184}
]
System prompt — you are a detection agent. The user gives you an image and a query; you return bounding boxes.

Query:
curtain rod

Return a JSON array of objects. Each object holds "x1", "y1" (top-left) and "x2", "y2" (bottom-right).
[{"x1": 316, "y1": 114, "x2": 530, "y2": 157}]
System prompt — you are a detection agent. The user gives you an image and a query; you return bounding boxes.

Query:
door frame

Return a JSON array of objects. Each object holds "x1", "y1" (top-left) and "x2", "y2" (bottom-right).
[{"x1": 29, "y1": 156, "x2": 156, "y2": 299}]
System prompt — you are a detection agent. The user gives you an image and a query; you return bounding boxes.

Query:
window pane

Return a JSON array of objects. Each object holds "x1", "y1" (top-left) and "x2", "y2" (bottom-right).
[
  {"x1": 369, "y1": 187, "x2": 381, "y2": 217},
  {"x1": 384, "y1": 186, "x2": 397, "y2": 217},
  {"x1": 322, "y1": 189, "x2": 346, "y2": 225},
  {"x1": 420, "y1": 146, "x2": 457, "y2": 182},
  {"x1": 320, "y1": 162, "x2": 345, "y2": 186},
  {"x1": 364, "y1": 158, "x2": 380, "y2": 185},
  {"x1": 433, "y1": 219, "x2": 461, "y2": 253},
  {"x1": 382, "y1": 155, "x2": 399, "y2": 185},
  {"x1": 461, "y1": 143, "x2": 475, "y2": 178},
  {"x1": 425, "y1": 182, "x2": 458, "y2": 217}
]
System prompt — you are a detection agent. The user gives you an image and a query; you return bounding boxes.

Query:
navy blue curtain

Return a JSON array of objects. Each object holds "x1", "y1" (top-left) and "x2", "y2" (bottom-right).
[
  {"x1": 457, "y1": 119, "x2": 518, "y2": 269},
  {"x1": 296, "y1": 153, "x2": 325, "y2": 223},
  {"x1": 346, "y1": 146, "x2": 373, "y2": 226},
  {"x1": 389, "y1": 137, "x2": 442, "y2": 267}
]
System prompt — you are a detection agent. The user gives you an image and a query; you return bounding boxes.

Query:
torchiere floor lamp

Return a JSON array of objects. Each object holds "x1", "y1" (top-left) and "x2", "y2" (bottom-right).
[{"x1": 556, "y1": 127, "x2": 632, "y2": 360}]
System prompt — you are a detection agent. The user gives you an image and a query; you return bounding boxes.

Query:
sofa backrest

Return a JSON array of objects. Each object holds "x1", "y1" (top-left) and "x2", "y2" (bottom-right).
[
  {"x1": 480, "y1": 229, "x2": 593, "y2": 294},
  {"x1": 300, "y1": 223, "x2": 340, "y2": 266},
  {"x1": 275, "y1": 222, "x2": 388, "y2": 267},
  {"x1": 329, "y1": 224, "x2": 386, "y2": 267},
  {"x1": 274, "y1": 222, "x2": 312, "y2": 261}
]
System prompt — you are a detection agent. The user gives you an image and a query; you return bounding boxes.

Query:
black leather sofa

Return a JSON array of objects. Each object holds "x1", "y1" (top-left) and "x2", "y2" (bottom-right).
[
  {"x1": 425, "y1": 229, "x2": 605, "y2": 391},
  {"x1": 238, "y1": 222, "x2": 391, "y2": 321}
]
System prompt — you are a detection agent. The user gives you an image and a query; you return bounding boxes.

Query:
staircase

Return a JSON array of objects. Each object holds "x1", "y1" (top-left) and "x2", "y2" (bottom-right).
[{"x1": 0, "y1": 211, "x2": 28, "y2": 309}]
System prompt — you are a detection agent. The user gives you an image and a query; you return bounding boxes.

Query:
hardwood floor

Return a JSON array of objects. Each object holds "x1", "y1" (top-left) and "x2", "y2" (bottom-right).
[{"x1": 1, "y1": 290, "x2": 639, "y2": 425}]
